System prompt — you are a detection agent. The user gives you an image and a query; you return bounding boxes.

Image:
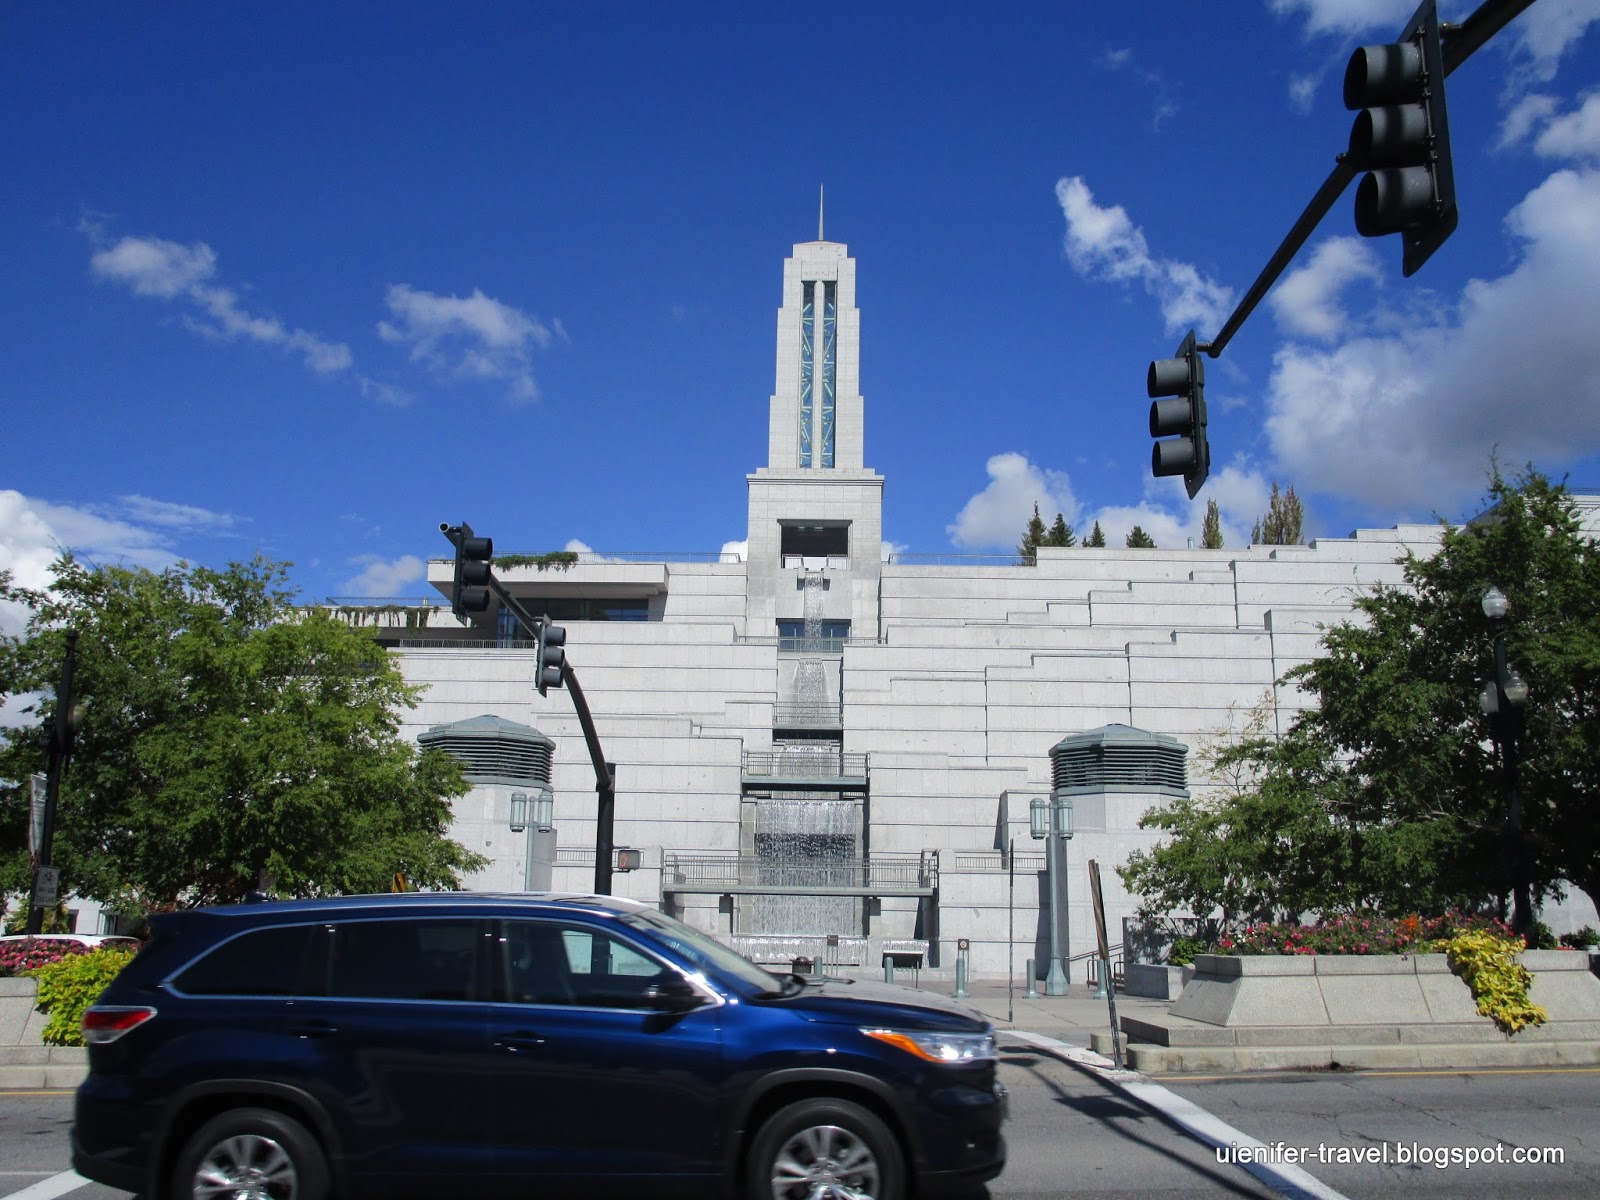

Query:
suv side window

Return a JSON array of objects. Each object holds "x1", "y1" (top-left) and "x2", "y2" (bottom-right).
[
  {"x1": 501, "y1": 920, "x2": 669, "y2": 1010},
  {"x1": 329, "y1": 919, "x2": 483, "y2": 1002},
  {"x1": 174, "y1": 923, "x2": 325, "y2": 997}
]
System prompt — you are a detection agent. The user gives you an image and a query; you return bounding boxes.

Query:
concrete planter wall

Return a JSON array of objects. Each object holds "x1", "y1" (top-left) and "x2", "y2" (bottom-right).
[
  {"x1": 0, "y1": 977, "x2": 50, "y2": 1046},
  {"x1": 1172, "y1": 951, "x2": 1600, "y2": 1028}
]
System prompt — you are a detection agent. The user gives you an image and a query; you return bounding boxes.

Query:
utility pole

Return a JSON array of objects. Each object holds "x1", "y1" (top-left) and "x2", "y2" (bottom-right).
[{"x1": 26, "y1": 631, "x2": 78, "y2": 935}]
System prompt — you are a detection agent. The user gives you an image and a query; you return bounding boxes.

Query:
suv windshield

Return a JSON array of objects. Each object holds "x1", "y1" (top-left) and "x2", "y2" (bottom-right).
[{"x1": 620, "y1": 909, "x2": 784, "y2": 995}]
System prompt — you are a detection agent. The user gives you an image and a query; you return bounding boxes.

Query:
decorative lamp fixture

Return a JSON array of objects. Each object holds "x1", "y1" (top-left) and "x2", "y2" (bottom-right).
[
  {"x1": 1503, "y1": 670, "x2": 1529, "y2": 708},
  {"x1": 1029, "y1": 797, "x2": 1049, "y2": 840},
  {"x1": 509, "y1": 791, "x2": 530, "y2": 833},
  {"x1": 1481, "y1": 586, "x2": 1509, "y2": 621}
]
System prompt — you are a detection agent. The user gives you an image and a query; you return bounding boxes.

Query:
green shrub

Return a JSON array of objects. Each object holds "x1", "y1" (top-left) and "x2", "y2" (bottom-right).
[
  {"x1": 1445, "y1": 931, "x2": 1546, "y2": 1036},
  {"x1": 1524, "y1": 920, "x2": 1558, "y2": 950},
  {"x1": 1559, "y1": 926, "x2": 1599, "y2": 950},
  {"x1": 1169, "y1": 936, "x2": 1205, "y2": 967},
  {"x1": 24, "y1": 948, "x2": 138, "y2": 1046}
]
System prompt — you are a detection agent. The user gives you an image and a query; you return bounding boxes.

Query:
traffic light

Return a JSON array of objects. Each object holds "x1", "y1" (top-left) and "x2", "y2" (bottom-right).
[
  {"x1": 1343, "y1": 0, "x2": 1455, "y2": 276},
  {"x1": 1147, "y1": 329, "x2": 1209, "y2": 498},
  {"x1": 537, "y1": 621, "x2": 566, "y2": 697},
  {"x1": 446, "y1": 521, "x2": 494, "y2": 619}
]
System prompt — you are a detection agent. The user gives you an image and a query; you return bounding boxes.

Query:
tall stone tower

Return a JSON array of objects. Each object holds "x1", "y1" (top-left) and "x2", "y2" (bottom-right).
[{"x1": 745, "y1": 236, "x2": 884, "y2": 639}]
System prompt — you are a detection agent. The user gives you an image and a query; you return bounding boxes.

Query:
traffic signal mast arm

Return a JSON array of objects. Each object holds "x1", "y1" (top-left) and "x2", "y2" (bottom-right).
[
  {"x1": 1201, "y1": 0, "x2": 1534, "y2": 361},
  {"x1": 439, "y1": 522, "x2": 620, "y2": 895}
]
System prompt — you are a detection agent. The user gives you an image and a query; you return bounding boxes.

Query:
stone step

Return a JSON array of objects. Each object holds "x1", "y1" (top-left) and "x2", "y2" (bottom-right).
[
  {"x1": 1115, "y1": 1015, "x2": 1600, "y2": 1049},
  {"x1": 0, "y1": 1046, "x2": 87, "y2": 1090},
  {"x1": 1114, "y1": 1039, "x2": 1600, "y2": 1074}
]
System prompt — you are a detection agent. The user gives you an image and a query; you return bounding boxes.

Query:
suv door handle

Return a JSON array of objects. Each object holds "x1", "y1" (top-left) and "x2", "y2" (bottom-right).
[
  {"x1": 495, "y1": 1031, "x2": 547, "y2": 1052},
  {"x1": 291, "y1": 1020, "x2": 338, "y2": 1039}
]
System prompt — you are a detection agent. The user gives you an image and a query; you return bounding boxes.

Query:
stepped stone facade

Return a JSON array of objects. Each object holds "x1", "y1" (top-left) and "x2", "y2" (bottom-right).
[{"x1": 362, "y1": 235, "x2": 1599, "y2": 980}]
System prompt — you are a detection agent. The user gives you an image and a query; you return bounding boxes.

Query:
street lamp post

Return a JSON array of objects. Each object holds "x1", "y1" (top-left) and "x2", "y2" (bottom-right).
[
  {"x1": 1030, "y1": 793, "x2": 1074, "y2": 996},
  {"x1": 1480, "y1": 586, "x2": 1532, "y2": 938},
  {"x1": 508, "y1": 787, "x2": 555, "y2": 893}
]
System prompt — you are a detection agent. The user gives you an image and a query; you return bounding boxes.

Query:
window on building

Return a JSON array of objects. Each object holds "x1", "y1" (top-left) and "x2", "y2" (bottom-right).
[
  {"x1": 779, "y1": 523, "x2": 849, "y2": 562},
  {"x1": 776, "y1": 620, "x2": 850, "y2": 652}
]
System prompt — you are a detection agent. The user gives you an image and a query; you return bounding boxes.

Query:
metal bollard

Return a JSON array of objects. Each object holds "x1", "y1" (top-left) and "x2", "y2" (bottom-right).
[
  {"x1": 1024, "y1": 957, "x2": 1040, "y2": 999},
  {"x1": 954, "y1": 938, "x2": 970, "y2": 999},
  {"x1": 883, "y1": 956, "x2": 896, "y2": 985},
  {"x1": 1090, "y1": 957, "x2": 1109, "y2": 1000}
]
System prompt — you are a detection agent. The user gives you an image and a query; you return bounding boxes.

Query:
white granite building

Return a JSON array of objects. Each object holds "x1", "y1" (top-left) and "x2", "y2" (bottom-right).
[{"x1": 364, "y1": 234, "x2": 1600, "y2": 981}]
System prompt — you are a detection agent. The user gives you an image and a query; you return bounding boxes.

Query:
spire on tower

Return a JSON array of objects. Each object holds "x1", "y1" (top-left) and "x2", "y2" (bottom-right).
[{"x1": 818, "y1": 184, "x2": 824, "y2": 242}]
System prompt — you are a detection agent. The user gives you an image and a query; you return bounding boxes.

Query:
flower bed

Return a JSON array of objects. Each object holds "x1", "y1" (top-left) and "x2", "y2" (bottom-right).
[
  {"x1": 0, "y1": 939, "x2": 93, "y2": 978},
  {"x1": 1215, "y1": 911, "x2": 1513, "y2": 957}
]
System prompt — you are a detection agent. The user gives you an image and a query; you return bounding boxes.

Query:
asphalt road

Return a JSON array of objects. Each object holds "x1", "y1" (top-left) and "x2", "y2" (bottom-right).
[{"x1": 3, "y1": 1049, "x2": 1598, "y2": 1199}]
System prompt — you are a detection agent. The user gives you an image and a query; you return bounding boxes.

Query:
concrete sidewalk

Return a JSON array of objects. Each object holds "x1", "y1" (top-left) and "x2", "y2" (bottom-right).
[{"x1": 929, "y1": 976, "x2": 1600, "y2": 1074}]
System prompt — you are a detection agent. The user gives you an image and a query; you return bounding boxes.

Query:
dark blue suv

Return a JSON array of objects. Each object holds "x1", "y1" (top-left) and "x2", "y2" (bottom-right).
[{"x1": 73, "y1": 892, "x2": 1006, "y2": 1200}]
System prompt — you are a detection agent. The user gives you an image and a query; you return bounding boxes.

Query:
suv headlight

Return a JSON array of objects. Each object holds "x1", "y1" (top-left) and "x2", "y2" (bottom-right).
[{"x1": 861, "y1": 1027, "x2": 997, "y2": 1064}]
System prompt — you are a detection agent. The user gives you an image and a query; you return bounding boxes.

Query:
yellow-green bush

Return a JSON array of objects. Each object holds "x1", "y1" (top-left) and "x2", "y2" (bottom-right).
[
  {"x1": 25, "y1": 947, "x2": 138, "y2": 1046},
  {"x1": 1445, "y1": 932, "x2": 1546, "y2": 1036}
]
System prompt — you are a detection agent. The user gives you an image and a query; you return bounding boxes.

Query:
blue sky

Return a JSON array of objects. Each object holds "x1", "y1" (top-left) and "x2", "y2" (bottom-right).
[{"x1": 3, "y1": 1, "x2": 1598, "y2": 614}]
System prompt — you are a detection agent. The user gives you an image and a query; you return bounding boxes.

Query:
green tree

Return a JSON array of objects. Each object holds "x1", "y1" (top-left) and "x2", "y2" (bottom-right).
[
  {"x1": 0, "y1": 556, "x2": 485, "y2": 913},
  {"x1": 1126, "y1": 525, "x2": 1156, "y2": 549},
  {"x1": 1017, "y1": 502, "x2": 1048, "y2": 564},
  {"x1": 1202, "y1": 499, "x2": 1224, "y2": 549},
  {"x1": 1044, "y1": 514, "x2": 1076, "y2": 548},
  {"x1": 1123, "y1": 470, "x2": 1600, "y2": 923},
  {"x1": 1083, "y1": 522, "x2": 1107, "y2": 548},
  {"x1": 1252, "y1": 482, "x2": 1305, "y2": 545}
]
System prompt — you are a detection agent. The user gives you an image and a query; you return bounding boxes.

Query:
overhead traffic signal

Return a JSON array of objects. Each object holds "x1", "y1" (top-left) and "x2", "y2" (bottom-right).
[
  {"x1": 1147, "y1": 329, "x2": 1209, "y2": 498},
  {"x1": 1343, "y1": 0, "x2": 1455, "y2": 276},
  {"x1": 445, "y1": 521, "x2": 494, "y2": 619},
  {"x1": 537, "y1": 621, "x2": 567, "y2": 697}
]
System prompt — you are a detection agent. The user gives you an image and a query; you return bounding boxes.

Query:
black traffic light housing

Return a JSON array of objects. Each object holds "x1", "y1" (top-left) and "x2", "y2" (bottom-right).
[
  {"x1": 1147, "y1": 329, "x2": 1209, "y2": 499},
  {"x1": 444, "y1": 521, "x2": 494, "y2": 620},
  {"x1": 537, "y1": 620, "x2": 566, "y2": 697},
  {"x1": 1343, "y1": 0, "x2": 1455, "y2": 276}
]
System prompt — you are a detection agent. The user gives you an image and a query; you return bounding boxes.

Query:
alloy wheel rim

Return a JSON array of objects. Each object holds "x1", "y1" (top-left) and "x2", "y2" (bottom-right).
[
  {"x1": 770, "y1": 1122, "x2": 880, "y2": 1200},
  {"x1": 192, "y1": 1132, "x2": 298, "y2": 1200}
]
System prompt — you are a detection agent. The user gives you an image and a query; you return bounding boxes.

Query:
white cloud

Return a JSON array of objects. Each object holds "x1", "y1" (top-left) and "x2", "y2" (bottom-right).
[
  {"x1": 880, "y1": 540, "x2": 907, "y2": 563},
  {"x1": 1499, "y1": 93, "x2": 1561, "y2": 150},
  {"x1": 1288, "y1": 72, "x2": 1321, "y2": 114},
  {"x1": 1505, "y1": 0, "x2": 1600, "y2": 85},
  {"x1": 1270, "y1": 237, "x2": 1384, "y2": 339},
  {"x1": 1264, "y1": 164, "x2": 1600, "y2": 508},
  {"x1": 378, "y1": 284, "x2": 561, "y2": 405},
  {"x1": 116, "y1": 494, "x2": 239, "y2": 534},
  {"x1": 89, "y1": 234, "x2": 352, "y2": 375},
  {"x1": 1054, "y1": 177, "x2": 1235, "y2": 335},
  {"x1": 720, "y1": 539, "x2": 748, "y2": 563},
  {"x1": 337, "y1": 554, "x2": 425, "y2": 597},
  {"x1": 947, "y1": 453, "x2": 1081, "y2": 550},
  {"x1": 1268, "y1": 0, "x2": 1411, "y2": 38},
  {"x1": 1534, "y1": 90, "x2": 1600, "y2": 160},
  {"x1": 0, "y1": 491, "x2": 208, "y2": 632}
]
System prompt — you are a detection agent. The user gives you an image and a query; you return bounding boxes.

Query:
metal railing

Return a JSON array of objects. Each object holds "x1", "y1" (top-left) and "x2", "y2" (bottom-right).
[
  {"x1": 663, "y1": 851, "x2": 937, "y2": 892},
  {"x1": 772, "y1": 703, "x2": 843, "y2": 728},
  {"x1": 741, "y1": 750, "x2": 868, "y2": 779},
  {"x1": 427, "y1": 551, "x2": 743, "y2": 567},
  {"x1": 885, "y1": 553, "x2": 1027, "y2": 567},
  {"x1": 949, "y1": 850, "x2": 1047, "y2": 873}
]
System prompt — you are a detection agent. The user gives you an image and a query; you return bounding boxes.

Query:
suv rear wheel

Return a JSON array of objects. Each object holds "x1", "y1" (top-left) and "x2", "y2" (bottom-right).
[
  {"x1": 170, "y1": 1107, "x2": 329, "y2": 1200},
  {"x1": 748, "y1": 1097, "x2": 904, "y2": 1200}
]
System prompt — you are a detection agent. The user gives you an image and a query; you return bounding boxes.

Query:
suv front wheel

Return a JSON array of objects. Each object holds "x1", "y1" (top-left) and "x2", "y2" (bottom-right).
[
  {"x1": 171, "y1": 1107, "x2": 329, "y2": 1200},
  {"x1": 748, "y1": 1097, "x2": 904, "y2": 1200}
]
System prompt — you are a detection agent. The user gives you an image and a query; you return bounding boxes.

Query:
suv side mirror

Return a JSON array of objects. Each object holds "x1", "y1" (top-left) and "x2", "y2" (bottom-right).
[{"x1": 643, "y1": 973, "x2": 702, "y2": 1012}]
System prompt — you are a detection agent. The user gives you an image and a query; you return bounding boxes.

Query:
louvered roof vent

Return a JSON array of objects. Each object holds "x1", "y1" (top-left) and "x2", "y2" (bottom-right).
[
  {"x1": 418, "y1": 714, "x2": 554, "y2": 787},
  {"x1": 1050, "y1": 724, "x2": 1188, "y2": 798}
]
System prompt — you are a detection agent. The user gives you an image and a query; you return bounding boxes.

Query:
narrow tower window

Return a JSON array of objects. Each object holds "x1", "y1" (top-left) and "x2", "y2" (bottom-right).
[
  {"x1": 799, "y1": 281, "x2": 815, "y2": 468},
  {"x1": 820, "y1": 281, "x2": 836, "y2": 468}
]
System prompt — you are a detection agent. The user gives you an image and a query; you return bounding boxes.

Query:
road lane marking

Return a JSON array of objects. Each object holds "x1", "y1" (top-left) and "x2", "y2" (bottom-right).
[
  {"x1": 1006, "y1": 1031, "x2": 1354, "y2": 1200},
  {"x1": 3, "y1": 1171, "x2": 89, "y2": 1200}
]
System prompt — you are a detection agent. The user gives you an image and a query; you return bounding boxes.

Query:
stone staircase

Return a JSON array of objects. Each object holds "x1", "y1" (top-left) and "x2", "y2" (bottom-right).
[{"x1": 1, "y1": 978, "x2": 87, "y2": 1089}]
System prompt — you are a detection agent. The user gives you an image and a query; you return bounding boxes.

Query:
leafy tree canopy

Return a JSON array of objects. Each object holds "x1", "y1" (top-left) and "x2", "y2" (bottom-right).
[
  {"x1": 1123, "y1": 470, "x2": 1600, "y2": 925},
  {"x1": 0, "y1": 556, "x2": 484, "y2": 914},
  {"x1": 1125, "y1": 525, "x2": 1156, "y2": 549}
]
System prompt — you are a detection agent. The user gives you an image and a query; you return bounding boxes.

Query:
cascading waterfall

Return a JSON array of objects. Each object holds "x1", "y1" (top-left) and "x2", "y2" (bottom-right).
[{"x1": 755, "y1": 571, "x2": 859, "y2": 938}]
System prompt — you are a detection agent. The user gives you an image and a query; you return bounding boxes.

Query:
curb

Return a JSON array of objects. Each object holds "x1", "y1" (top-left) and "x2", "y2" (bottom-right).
[{"x1": 1004, "y1": 1030, "x2": 1353, "y2": 1200}]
